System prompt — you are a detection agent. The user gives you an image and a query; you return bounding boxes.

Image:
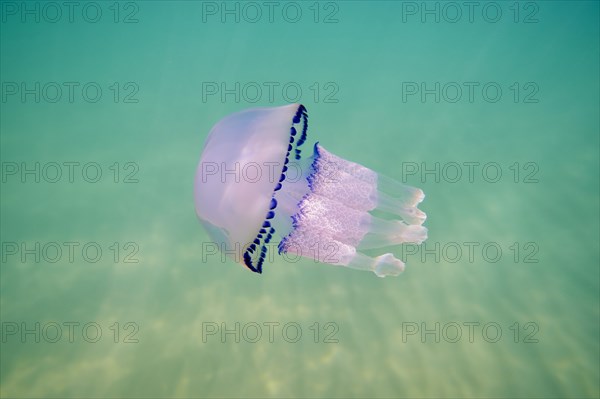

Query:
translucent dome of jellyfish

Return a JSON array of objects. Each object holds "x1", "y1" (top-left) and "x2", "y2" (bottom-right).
[{"x1": 194, "y1": 104, "x2": 427, "y2": 277}]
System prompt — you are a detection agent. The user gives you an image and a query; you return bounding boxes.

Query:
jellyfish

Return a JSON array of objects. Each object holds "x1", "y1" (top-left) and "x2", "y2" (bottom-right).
[{"x1": 194, "y1": 104, "x2": 427, "y2": 277}]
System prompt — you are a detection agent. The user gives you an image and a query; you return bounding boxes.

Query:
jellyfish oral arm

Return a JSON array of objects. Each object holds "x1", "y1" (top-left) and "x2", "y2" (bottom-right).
[{"x1": 277, "y1": 143, "x2": 427, "y2": 277}]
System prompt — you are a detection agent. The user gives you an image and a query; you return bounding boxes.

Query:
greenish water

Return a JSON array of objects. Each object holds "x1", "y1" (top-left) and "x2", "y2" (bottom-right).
[{"x1": 1, "y1": 1, "x2": 598, "y2": 398}]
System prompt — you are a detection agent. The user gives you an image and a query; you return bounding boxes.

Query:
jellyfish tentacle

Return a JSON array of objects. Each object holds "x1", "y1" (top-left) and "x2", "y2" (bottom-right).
[
  {"x1": 346, "y1": 252, "x2": 406, "y2": 277},
  {"x1": 281, "y1": 235, "x2": 405, "y2": 277},
  {"x1": 278, "y1": 142, "x2": 427, "y2": 276},
  {"x1": 307, "y1": 143, "x2": 426, "y2": 225},
  {"x1": 279, "y1": 194, "x2": 370, "y2": 252},
  {"x1": 372, "y1": 191, "x2": 427, "y2": 225},
  {"x1": 377, "y1": 175, "x2": 425, "y2": 207},
  {"x1": 357, "y1": 217, "x2": 428, "y2": 250}
]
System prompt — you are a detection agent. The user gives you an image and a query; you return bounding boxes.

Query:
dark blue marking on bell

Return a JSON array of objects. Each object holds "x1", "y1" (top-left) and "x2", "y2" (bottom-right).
[
  {"x1": 298, "y1": 129, "x2": 307, "y2": 146},
  {"x1": 293, "y1": 108, "x2": 302, "y2": 123},
  {"x1": 243, "y1": 252, "x2": 256, "y2": 272}
]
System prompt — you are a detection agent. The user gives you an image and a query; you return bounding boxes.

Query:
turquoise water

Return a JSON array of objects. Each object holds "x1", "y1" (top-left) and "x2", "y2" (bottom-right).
[{"x1": 1, "y1": 1, "x2": 598, "y2": 398}]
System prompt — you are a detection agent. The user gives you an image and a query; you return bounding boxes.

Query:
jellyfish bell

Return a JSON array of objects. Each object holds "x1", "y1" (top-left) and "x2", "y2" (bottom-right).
[
  {"x1": 194, "y1": 105, "x2": 300, "y2": 267},
  {"x1": 194, "y1": 104, "x2": 427, "y2": 277}
]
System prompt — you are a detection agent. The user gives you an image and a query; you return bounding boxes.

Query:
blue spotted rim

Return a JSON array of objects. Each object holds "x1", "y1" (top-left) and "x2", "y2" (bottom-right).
[
  {"x1": 242, "y1": 104, "x2": 309, "y2": 273},
  {"x1": 277, "y1": 142, "x2": 322, "y2": 256}
]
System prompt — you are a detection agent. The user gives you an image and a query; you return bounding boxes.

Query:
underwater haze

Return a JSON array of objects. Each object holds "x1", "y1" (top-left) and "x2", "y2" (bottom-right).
[{"x1": 1, "y1": 1, "x2": 599, "y2": 398}]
